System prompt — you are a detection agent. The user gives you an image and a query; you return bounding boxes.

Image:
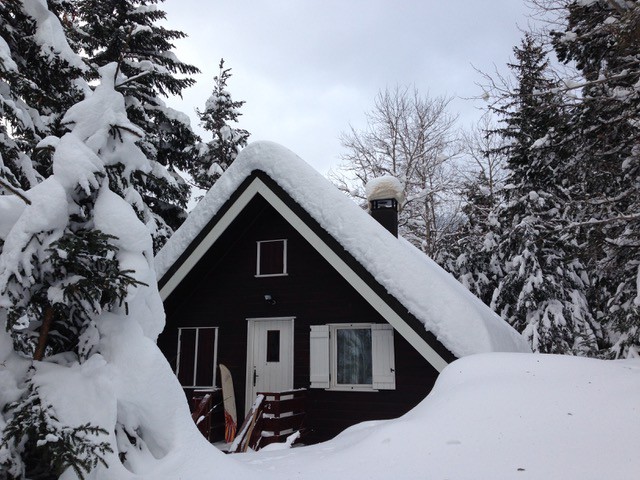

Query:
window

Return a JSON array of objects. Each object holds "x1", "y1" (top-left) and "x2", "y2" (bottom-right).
[
  {"x1": 176, "y1": 327, "x2": 219, "y2": 388},
  {"x1": 266, "y1": 330, "x2": 280, "y2": 362},
  {"x1": 309, "y1": 324, "x2": 395, "y2": 391},
  {"x1": 335, "y1": 327, "x2": 372, "y2": 386},
  {"x1": 256, "y1": 239, "x2": 287, "y2": 277}
]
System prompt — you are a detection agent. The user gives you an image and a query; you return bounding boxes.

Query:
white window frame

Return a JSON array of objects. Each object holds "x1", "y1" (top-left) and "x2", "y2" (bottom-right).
[
  {"x1": 255, "y1": 239, "x2": 288, "y2": 277},
  {"x1": 330, "y1": 324, "x2": 374, "y2": 391},
  {"x1": 310, "y1": 323, "x2": 396, "y2": 392},
  {"x1": 176, "y1": 326, "x2": 219, "y2": 388}
]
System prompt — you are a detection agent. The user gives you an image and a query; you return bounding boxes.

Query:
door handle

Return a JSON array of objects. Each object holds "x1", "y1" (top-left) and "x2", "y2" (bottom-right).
[{"x1": 253, "y1": 367, "x2": 258, "y2": 387}]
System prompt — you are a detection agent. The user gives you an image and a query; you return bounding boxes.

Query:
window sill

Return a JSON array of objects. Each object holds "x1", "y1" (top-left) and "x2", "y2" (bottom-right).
[
  {"x1": 326, "y1": 385, "x2": 379, "y2": 392},
  {"x1": 255, "y1": 273, "x2": 289, "y2": 278}
]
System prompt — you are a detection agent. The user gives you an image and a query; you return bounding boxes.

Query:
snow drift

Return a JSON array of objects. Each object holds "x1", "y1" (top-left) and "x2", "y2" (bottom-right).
[{"x1": 237, "y1": 353, "x2": 640, "y2": 480}]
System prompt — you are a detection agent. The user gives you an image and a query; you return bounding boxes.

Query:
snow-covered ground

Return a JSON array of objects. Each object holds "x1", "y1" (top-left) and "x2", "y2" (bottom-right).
[{"x1": 232, "y1": 353, "x2": 639, "y2": 480}]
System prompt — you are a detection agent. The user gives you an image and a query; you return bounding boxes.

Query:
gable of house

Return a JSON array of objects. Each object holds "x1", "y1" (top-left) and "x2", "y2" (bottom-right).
[
  {"x1": 155, "y1": 141, "x2": 530, "y2": 443},
  {"x1": 157, "y1": 186, "x2": 447, "y2": 441},
  {"x1": 157, "y1": 142, "x2": 529, "y2": 361}
]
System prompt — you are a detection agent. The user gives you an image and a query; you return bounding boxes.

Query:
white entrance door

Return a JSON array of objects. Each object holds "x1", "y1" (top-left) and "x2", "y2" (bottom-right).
[{"x1": 246, "y1": 318, "x2": 294, "y2": 411}]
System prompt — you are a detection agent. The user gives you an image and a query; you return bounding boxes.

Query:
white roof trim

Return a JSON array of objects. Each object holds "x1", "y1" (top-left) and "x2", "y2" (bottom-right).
[
  {"x1": 160, "y1": 177, "x2": 449, "y2": 372},
  {"x1": 159, "y1": 178, "x2": 263, "y2": 301}
]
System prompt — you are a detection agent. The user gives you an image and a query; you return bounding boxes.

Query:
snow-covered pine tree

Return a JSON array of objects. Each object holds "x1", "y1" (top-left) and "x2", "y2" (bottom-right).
[
  {"x1": 441, "y1": 120, "x2": 507, "y2": 306},
  {"x1": 0, "y1": 63, "x2": 160, "y2": 479},
  {"x1": 71, "y1": 0, "x2": 200, "y2": 249},
  {"x1": 0, "y1": 0, "x2": 86, "y2": 192},
  {"x1": 193, "y1": 58, "x2": 250, "y2": 191},
  {"x1": 489, "y1": 34, "x2": 599, "y2": 355},
  {"x1": 0, "y1": 13, "x2": 32, "y2": 193},
  {"x1": 439, "y1": 178, "x2": 502, "y2": 306},
  {"x1": 552, "y1": 0, "x2": 640, "y2": 358}
]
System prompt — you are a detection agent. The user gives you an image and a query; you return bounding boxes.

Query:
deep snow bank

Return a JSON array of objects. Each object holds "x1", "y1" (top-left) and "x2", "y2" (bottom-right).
[{"x1": 238, "y1": 353, "x2": 640, "y2": 480}]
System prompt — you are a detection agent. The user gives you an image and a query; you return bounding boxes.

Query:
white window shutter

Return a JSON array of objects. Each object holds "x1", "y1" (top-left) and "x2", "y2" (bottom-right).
[
  {"x1": 371, "y1": 324, "x2": 396, "y2": 390},
  {"x1": 309, "y1": 325, "x2": 330, "y2": 388}
]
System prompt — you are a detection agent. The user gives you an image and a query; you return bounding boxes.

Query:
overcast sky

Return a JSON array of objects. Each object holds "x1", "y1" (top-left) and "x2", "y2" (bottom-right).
[{"x1": 162, "y1": 0, "x2": 536, "y2": 175}]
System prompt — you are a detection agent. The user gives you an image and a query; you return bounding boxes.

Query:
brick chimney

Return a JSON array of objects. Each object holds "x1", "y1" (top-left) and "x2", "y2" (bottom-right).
[{"x1": 365, "y1": 176, "x2": 403, "y2": 237}]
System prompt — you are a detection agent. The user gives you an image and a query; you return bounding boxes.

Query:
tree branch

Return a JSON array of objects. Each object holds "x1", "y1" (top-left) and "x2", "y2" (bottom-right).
[
  {"x1": 559, "y1": 213, "x2": 640, "y2": 230},
  {"x1": 115, "y1": 70, "x2": 151, "y2": 89},
  {"x1": 0, "y1": 177, "x2": 32, "y2": 205}
]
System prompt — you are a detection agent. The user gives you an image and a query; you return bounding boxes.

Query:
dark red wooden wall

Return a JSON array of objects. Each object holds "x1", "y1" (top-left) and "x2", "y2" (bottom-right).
[{"x1": 158, "y1": 194, "x2": 441, "y2": 443}]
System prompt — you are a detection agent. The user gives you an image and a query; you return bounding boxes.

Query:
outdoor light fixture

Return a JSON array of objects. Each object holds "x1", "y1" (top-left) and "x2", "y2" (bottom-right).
[{"x1": 264, "y1": 294, "x2": 276, "y2": 305}]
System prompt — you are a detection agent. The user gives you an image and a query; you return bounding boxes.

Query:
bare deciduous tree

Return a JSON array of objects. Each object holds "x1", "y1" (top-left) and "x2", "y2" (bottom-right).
[
  {"x1": 330, "y1": 85, "x2": 461, "y2": 256},
  {"x1": 459, "y1": 114, "x2": 507, "y2": 205}
]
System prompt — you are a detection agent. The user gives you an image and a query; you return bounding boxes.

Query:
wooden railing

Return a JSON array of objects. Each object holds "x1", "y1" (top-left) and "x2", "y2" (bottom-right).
[
  {"x1": 229, "y1": 389, "x2": 306, "y2": 452},
  {"x1": 191, "y1": 389, "x2": 222, "y2": 442}
]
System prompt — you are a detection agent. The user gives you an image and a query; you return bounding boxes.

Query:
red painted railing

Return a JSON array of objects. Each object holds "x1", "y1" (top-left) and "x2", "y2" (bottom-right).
[{"x1": 229, "y1": 389, "x2": 306, "y2": 452}]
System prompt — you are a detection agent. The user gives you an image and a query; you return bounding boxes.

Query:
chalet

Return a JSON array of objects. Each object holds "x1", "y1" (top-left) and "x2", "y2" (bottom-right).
[{"x1": 155, "y1": 141, "x2": 529, "y2": 446}]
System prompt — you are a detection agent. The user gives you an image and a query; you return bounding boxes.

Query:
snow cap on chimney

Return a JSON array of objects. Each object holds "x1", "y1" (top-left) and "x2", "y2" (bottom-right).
[
  {"x1": 365, "y1": 175, "x2": 404, "y2": 204},
  {"x1": 365, "y1": 175, "x2": 403, "y2": 237}
]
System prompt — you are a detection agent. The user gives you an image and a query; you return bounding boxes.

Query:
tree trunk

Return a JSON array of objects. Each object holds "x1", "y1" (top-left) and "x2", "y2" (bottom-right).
[{"x1": 34, "y1": 306, "x2": 54, "y2": 361}]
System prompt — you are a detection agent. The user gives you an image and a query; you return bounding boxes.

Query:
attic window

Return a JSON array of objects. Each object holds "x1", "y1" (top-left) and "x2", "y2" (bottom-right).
[{"x1": 256, "y1": 239, "x2": 288, "y2": 277}]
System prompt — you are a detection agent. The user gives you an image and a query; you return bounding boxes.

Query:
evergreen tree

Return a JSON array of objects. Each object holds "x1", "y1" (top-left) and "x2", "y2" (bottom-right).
[
  {"x1": 440, "y1": 179, "x2": 503, "y2": 306},
  {"x1": 489, "y1": 34, "x2": 599, "y2": 354},
  {"x1": 0, "y1": 0, "x2": 86, "y2": 192},
  {"x1": 193, "y1": 58, "x2": 250, "y2": 191},
  {"x1": 0, "y1": 63, "x2": 153, "y2": 479},
  {"x1": 71, "y1": 0, "x2": 201, "y2": 248},
  {"x1": 552, "y1": 0, "x2": 640, "y2": 357},
  {"x1": 445, "y1": 184, "x2": 502, "y2": 307},
  {"x1": 439, "y1": 118, "x2": 506, "y2": 306}
]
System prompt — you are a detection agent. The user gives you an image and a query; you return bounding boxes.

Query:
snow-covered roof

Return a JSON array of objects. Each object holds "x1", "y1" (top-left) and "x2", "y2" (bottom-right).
[{"x1": 155, "y1": 141, "x2": 530, "y2": 361}]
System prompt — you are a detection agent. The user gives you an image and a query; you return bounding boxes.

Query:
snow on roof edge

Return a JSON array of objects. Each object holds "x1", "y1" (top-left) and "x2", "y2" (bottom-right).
[{"x1": 155, "y1": 141, "x2": 530, "y2": 357}]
